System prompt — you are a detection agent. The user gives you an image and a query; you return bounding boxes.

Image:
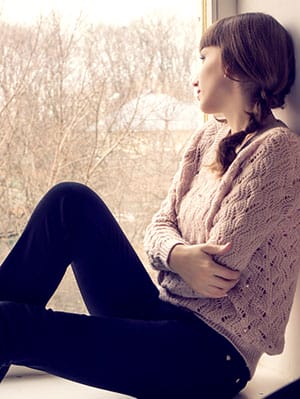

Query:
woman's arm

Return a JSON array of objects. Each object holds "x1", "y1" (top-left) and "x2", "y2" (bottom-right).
[
  {"x1": 144, "y1": 120, "x2": 217, "y2": 272},
  {"x1": 144, "y1": 119, "x2": 241, "y2": 299},
  {"x1": 143, "y1": 159, "x2": 191, "y2": 271}
]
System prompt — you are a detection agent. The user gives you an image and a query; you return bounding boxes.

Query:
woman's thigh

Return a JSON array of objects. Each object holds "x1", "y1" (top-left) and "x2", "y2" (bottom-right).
[{"x1": 0, "y1": 182, "x2": 159, "y2": 318}]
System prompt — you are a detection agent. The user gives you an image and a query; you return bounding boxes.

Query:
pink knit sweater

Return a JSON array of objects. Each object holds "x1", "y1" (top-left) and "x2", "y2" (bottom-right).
[{"x1": 144, "y1": 118, "x2": 300, "y2": 376}]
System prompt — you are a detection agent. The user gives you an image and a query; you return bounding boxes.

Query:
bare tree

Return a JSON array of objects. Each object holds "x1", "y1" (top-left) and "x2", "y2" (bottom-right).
[{"x1": 0, "y1": 12, "x2": 200, "y2": 311}]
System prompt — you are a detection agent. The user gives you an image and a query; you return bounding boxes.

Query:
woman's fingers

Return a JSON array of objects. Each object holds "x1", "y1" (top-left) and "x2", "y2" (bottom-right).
[
  {"x1": 200, "y1": 241, "x2": 232, "y2": 255},
  {"x1": 212, "y1": 274, "x2": 239, "y2": 289},
  {"x1": 201, "y1": 242, "x2": 240, "y2": 281},
  {"x1": 213, "y1": 263, "x2": 240, "y2": 281},
  {"x1": 205, "y1": 285, "x2": 229, "y2": 298}
]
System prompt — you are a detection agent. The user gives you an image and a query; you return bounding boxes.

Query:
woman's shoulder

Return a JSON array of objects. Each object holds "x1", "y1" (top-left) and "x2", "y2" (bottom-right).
[
  {"x1": 240, "y1": 122, "x2": 300, "y2": 163},
  {"x1": 264, "y1": 122, "x2": 300, "y2": 142},
  {"x1": 225, "y1": 123, "x2": 300, "y2": 188},
  {"x1": 256, "y1": 123, "x2": 300, "y2": 162}
]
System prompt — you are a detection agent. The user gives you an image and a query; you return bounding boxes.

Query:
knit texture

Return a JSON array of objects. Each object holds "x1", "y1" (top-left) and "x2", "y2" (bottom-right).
[{"x1": 144, "y1": 118, "x2": 300, "y2": 376}]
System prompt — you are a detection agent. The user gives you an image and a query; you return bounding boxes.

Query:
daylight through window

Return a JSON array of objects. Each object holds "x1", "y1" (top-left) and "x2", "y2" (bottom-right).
[{"x1": 0, "y1": 0, "x2": 203, "y2": 313}]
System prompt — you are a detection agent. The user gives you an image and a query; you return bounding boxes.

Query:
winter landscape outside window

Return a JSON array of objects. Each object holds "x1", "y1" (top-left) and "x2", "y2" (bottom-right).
[{"x1": 0, "y1": 0, "x2": 202, "y2": 313}]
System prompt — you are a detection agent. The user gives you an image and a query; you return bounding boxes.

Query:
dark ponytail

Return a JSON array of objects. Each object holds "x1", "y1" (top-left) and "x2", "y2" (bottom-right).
[
  {"x1": 217, "y1": 92, "x2": 271, "y2": 174},
  {"x1": 217, "y1": 114, "x2": 260, "y2": 173}
]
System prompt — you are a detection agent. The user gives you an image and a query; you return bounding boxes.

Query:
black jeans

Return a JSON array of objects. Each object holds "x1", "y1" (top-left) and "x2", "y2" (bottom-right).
[{"x1": 0, "y1": 182, "x2": 250, "y2": 398}]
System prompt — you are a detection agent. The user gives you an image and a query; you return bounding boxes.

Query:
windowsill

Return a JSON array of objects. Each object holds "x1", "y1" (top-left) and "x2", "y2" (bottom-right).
[
  {"x1": 1, "y1": 369, "x2": 134, "y2": 399},
  {"x1": 6, "y1": 365, "x2": 44, "y2": 377},
  {"x1": 0, "y1": 363, "x2": 291, "y2": 399}
]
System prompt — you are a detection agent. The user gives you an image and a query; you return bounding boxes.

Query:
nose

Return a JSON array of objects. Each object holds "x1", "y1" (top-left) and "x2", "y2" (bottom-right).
[{"x1": 193, "y1": 78, "x2": 199, "y2": 87}]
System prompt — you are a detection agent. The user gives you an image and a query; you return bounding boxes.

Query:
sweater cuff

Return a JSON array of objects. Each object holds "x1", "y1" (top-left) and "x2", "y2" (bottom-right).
[{"x1": 153, "y1": 237, "x2": 187, "y2": 271}]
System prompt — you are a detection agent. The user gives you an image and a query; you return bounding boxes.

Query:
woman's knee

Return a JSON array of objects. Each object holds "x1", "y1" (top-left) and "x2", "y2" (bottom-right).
[
  {"x1": 34, "y1": 182, "x2": 101, "y2": 219},
  {"x1": 47, "y1": 181, "x2": 91, "y2": 197},
  {"x1": 44, "y1": 182, "x2": 100, "y2": 205}
]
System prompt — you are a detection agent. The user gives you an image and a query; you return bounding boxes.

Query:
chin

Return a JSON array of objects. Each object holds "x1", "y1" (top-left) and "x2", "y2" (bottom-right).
[
  {"x1": 199, "y1": 102, "x2": 215, "y2": 115},
  {"x1": 200, "y1": 106, "x2": 214, "y2": 115},
  {"x1": 200, "y1": 104, "x2": 223, "y2": 116}
]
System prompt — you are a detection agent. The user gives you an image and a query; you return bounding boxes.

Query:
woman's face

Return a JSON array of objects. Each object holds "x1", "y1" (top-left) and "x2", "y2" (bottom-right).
[{"x1": 193, "y1": 46, "x2": 236, "y2": 115}]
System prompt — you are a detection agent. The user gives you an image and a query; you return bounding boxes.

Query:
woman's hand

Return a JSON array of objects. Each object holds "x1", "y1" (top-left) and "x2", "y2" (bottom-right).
[{"x1": 168, "y1": 242, "x2": 240, "y2": 298}]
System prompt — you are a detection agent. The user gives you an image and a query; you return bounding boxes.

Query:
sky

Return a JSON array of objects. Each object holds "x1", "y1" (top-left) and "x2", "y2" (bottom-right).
[{"x1": 0, "y1": 0, "x2": 200, "y2": 26}]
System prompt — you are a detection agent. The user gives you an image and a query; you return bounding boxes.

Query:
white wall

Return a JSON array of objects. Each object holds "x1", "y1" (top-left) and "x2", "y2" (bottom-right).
[
  {"x1": 214, "y1": 0, "x2": 300, "y2": 382},
  {"x1": 237, "y1": 0, "x2": 300, "y2": 134}
]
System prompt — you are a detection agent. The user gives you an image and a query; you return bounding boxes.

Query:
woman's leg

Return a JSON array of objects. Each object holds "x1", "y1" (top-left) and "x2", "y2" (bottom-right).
[
  {"x1": 0, "y1": 182, "x2": 250, "y2": 397},
  {"x1": 0, "y1": 182, "x2": 159, "y2": 318},
  {"x1": 0, "y1": 300, "x2": 249, "y2": 399}
]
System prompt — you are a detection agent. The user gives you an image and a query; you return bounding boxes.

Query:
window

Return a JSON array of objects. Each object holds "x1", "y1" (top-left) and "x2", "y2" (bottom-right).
[{"x1": 0, "y1": 0, "x2": 202, "y2": 314}]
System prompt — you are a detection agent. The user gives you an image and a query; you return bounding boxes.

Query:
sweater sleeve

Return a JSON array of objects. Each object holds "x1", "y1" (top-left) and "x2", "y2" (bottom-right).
[
  {"x1": 144, "y1": 120, "x2": 217, "y2": 272},
  {"x1": 143, "y1": 168, "x2": 188, "y2": 272},
  {"x1": 207, "y1": 130, "x2": 300, "y2": 272}
]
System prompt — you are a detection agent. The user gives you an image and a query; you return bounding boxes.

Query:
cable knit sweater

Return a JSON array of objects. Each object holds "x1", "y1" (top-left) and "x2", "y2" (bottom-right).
[{"x1": 144, "y1": 118, "x2": 300, "y2": 377}]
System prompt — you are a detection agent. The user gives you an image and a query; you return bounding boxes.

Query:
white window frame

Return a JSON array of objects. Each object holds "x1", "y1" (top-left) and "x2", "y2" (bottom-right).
[{"x1": 202, "y1": 0, "x2": 237, "y2": 24}]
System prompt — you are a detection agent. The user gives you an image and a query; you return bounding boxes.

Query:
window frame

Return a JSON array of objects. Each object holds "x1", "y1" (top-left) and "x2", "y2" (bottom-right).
[{"x1": 202, "y1": 0, "x2": 237, "y2": 24}]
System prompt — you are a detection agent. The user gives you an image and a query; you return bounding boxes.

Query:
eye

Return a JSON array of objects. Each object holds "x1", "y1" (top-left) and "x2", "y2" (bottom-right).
[{"x1": 199, "y1": 53, "x2": 206, "y2": 62}]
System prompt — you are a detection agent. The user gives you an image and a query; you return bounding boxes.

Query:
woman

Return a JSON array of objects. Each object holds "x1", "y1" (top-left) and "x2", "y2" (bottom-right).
[{"x1": 0, "y1": 12, "x2": 299, "y2": 399}]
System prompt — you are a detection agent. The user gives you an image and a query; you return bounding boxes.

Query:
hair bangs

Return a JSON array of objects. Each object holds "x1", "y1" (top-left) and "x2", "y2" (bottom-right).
[{"x1": 199, "y1": 20, "x2": 226, "y2": 50}]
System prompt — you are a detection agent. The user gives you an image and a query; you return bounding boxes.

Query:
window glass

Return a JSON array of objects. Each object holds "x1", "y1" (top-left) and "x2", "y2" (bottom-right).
[{"x1": 0, "y1": 0, "x2": 203, "y2": 313}]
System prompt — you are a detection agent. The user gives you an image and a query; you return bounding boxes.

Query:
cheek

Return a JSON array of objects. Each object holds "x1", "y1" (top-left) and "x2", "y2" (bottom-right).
[
  {"x1": 199, "y1": 74, "x2": 231, "y2": 113},
  {"x1": 199, "y1": 63, "x2": 224, "y2": 90}
]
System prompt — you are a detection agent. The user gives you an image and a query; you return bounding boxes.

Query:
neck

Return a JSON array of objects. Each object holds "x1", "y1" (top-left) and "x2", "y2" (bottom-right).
[
  {"x1": 221, "y1": 83, "x2": 252, "y2": 133},
  {"x1": 224, "y1": 110, "x2": 279, "y2": 134},
  {"x1": 220, "y1": 110, "x2": 249, "y2": 134}
]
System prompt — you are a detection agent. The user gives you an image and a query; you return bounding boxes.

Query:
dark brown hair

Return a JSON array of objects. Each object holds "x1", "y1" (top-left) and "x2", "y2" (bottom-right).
[{"x1": 200, "y1": 13, "x2": 295, "y2": 174}]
